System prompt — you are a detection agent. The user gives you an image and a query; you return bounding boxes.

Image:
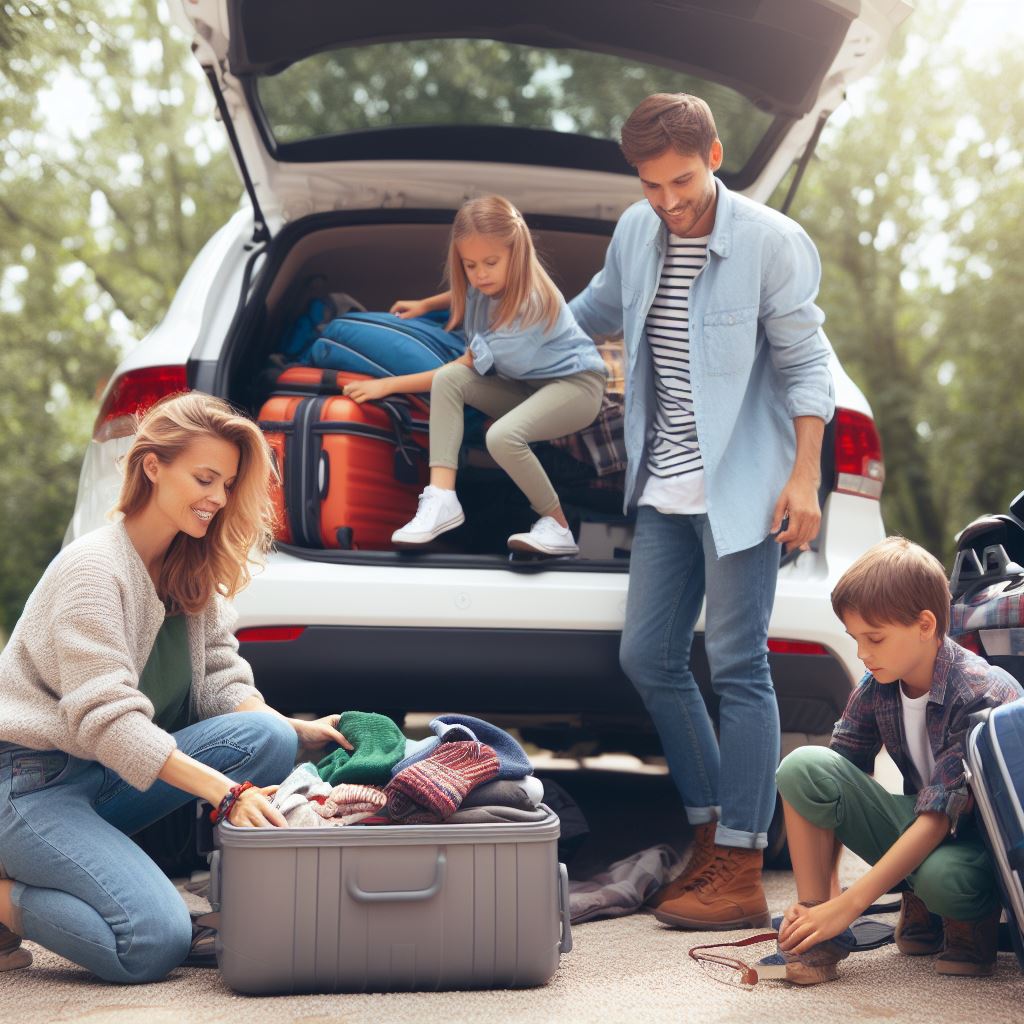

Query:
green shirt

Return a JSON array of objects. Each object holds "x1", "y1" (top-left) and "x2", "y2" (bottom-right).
[{"x1": 138, "y1": 614, "x2": 192, "y2": 733}]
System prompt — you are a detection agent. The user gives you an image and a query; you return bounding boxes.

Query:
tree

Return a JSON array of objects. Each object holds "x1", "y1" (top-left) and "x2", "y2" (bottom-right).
[
  {"x1": 0, "y1": 0, "x2": 241, "y2": 633},
  {"x1": 783, "y1": 0, "x2": 1024, "y2": 563}
]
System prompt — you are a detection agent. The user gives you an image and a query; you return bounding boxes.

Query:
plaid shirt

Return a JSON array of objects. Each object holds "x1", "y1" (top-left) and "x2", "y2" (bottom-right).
[{"x1": 830, "y1": 636, "x2": 1022, "y2": 830}]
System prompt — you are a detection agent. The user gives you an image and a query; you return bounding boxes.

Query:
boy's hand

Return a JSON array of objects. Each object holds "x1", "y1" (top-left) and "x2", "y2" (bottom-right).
[
  {"x1": 343, "y1": 379, "x2": 393, "y2": 404},
  {"x1": 778, "y1": 895, "x2": 860, "y2": 954},
  {"x1": 390, "y1": 299, "x2": 429, "y2": 319}
]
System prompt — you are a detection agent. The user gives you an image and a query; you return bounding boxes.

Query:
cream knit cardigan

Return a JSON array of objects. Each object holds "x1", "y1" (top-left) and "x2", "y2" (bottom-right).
[{"x1": 0, "y1": 520, "x2": 262, "y2": 791}]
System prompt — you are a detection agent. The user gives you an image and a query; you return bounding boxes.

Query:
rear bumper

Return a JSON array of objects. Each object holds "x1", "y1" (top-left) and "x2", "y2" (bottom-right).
[{"x1": 241, "y1": 624, "x2": 853, "y2": 736}]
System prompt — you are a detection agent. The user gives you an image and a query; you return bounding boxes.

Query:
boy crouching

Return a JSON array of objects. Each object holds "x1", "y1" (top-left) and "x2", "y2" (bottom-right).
[{"x1": 772, "y1": 536, "x2": 1022, "y2": 983}]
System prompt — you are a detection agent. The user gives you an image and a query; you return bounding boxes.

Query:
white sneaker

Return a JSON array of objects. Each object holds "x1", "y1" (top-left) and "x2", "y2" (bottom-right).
[
  {"x1": 392, "y1": 486, "x2": 465, "y2": 546},
  {"x1": 507, "y1": 517, "x2": 579, "y2": 556}
]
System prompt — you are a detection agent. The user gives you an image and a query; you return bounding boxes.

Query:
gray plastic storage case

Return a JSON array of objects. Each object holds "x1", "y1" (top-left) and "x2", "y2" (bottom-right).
[{"x1": 209, "y1": 807, "x2": 572, "y2": 994}]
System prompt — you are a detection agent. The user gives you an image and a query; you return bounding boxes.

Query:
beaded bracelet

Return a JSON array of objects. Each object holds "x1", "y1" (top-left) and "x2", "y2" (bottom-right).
[{"x1": 210, "y1": 780, "x2": 255, "y2": 825}]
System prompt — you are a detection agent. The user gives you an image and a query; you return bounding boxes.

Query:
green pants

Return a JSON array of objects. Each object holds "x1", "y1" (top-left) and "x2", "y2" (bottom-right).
[
  {"x1": 776, "y1": 746, "x2": 998, "y2": 921},
  {"x1": 429, "y1": 363, "x2": 605, "y2": 516}
]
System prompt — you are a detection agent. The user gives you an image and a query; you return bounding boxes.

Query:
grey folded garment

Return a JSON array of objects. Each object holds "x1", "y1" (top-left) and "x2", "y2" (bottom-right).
[
  {"x1": 271, "y1": 762, "x2": 332, "y2": 827},
  {"x1": 568, "y1": 844, "x2": 682, "y2": 924},
  {"x1": 460, "y1": 776, "x2": 545, "y2": 811},
  {"x1": 445, "y1": 806, "x2": 550, "y2": 825}
]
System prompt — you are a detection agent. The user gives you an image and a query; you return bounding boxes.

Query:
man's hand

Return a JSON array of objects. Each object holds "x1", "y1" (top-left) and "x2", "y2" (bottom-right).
[{"x1": 771, "y1": 473, "x2": 821, "y2": 554}]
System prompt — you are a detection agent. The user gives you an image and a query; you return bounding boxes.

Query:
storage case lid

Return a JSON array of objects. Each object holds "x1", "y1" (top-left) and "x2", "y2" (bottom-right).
[{"x1": 217, "y1": 806, "x2": 561, "y2": 849}]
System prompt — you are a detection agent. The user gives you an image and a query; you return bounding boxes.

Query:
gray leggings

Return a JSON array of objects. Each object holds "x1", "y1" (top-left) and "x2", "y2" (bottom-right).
[{"x1": 429, "y1": 364, "x2": 606, "y2": 516}]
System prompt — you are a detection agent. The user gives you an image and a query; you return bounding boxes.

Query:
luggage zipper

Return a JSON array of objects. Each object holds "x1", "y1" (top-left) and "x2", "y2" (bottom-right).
[{"x1": 297, "y1": 397, "x2": 325, "y2": 548}]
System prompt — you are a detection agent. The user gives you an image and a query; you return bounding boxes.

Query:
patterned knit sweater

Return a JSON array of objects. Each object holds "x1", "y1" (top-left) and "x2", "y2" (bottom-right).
[{"x1": 0, "y1": 520, "x2": 262, "y2": 790}]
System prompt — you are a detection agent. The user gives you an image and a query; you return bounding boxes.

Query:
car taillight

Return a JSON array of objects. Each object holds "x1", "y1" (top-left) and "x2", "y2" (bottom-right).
[
  {"x1": 767, "y1": 640, "x2": 829, "y2": 656},
  {"x1": 236, "y1": 627, "x2": 306, "y2": 643},
  {"x1": 833, "y1": 408, "x2": 884, "y2": 499},
  {"x1": 93, "y1": 365, "x2": 189, "y2": 443}
]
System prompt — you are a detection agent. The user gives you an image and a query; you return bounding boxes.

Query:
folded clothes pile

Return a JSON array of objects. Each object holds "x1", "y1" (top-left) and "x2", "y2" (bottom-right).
[{"x1": 270, "y1": 711, "x2": 542, "y2": 828}]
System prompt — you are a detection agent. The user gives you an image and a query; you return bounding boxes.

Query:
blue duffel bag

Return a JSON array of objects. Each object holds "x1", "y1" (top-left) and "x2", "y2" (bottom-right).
[{"x1": 305, "y1": 310, "x2": 467, "y2": 377}]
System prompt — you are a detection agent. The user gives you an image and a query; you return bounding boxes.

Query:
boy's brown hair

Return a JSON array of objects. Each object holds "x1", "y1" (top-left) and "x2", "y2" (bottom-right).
[
  {"x1": 831, "y1": 536, "x2": 950, "y2": 638},
  {"x1": 620, "y1": 93, "x2": 719, "y2": 167}
]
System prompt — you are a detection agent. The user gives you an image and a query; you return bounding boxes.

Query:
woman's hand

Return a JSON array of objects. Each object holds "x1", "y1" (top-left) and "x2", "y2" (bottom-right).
[
  {"x1": 227, "y1": 784, "x2": 288, "y2": 828},
  {"x1": 778, "y1": 896, "x2": 860, "y2": 954},
  {"x1": 390, "y1": 298, "x2": 430, "y2": 319},
  {"x1": 287, "y1": 713, "x2": 353, "y2": 762},
  {"x1": 343, "y1": 378, "x2": 394, "y2": 404}
]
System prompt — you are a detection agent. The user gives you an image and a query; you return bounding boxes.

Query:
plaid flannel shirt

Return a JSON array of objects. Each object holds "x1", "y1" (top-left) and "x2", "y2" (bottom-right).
[{"x1": 829, "y1": 636, "x2": 1022, "y2": 831}]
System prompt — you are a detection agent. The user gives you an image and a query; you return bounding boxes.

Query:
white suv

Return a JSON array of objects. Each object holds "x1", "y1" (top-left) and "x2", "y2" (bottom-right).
[{"x1": 69, "y1": 1, "x2": 903, "y2": 782}]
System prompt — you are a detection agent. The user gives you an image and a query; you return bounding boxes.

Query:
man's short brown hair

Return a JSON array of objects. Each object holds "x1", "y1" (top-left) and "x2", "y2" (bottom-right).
[
  {"x1": 831, "y1": 536, "x2": 951, "y2": 639},
  {"x1": 620, "y1": 93, "x2": 719, "y2": 167}
]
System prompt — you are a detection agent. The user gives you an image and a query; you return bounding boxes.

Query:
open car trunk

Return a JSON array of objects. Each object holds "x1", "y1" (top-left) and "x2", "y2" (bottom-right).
[{"x1": 225, "y1": 211, "x2": 632, "y2": 567}]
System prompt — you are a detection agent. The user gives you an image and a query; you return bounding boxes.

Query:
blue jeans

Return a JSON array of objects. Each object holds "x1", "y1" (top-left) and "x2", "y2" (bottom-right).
[
  {"x1": 620, "y1": 506, "x2": 781, "y2": 849},
  {"x1": 0, "y1": 712, "x2": 297, "y2": 983}
]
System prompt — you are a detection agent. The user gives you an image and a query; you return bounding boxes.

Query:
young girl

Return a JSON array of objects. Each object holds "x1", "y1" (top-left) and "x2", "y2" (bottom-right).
[
  {"x1": 0, "y1": 393, "x2": 349, "y2": 983},
  {"x1": 343, "y1": 195, "x2": 606, "y2": 556}
]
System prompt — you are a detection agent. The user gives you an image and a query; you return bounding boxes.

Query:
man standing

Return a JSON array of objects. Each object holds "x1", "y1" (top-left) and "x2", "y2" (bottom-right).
[{"x1": 570, "y1": 94, "x2": 834, "y2": 930}]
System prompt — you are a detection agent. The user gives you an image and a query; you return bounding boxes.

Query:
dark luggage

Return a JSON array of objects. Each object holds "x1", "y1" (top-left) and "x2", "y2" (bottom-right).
[
  {"x1": 258, "y1": 369, "x2": 428, "y2": 550},
  {"x1": 964, "y1": 699, "x2": 1024, "y2": 971}
]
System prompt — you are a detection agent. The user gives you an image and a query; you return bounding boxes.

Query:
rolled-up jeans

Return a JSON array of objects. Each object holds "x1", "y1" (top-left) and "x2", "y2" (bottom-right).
[
  {"x1": 776, "y1": 745, "x2": 998, "y2": 920},
  {"x1": 0, "y1": 711, "x2": 297, "y2": 983},
  {"x1": 619, "y1": 506, "x2": 781, "y2": 849},
  {"x1": 429, "y1": 363, "x2": 605, "y2": 516}
]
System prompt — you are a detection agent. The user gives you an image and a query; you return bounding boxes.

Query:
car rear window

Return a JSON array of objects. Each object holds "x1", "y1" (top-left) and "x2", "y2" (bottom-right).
[{"x1": 254, "y1": 39, "x2": 776, "y2": 176}]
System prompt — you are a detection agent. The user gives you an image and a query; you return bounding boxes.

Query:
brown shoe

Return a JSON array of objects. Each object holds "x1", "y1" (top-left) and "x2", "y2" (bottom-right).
[
  {"x1": 653, "y1": 845, "x2": 771, "y2": 930},
  {"x1": 648, "y1": 821, "x2": 717, "y2": 909},
  {"x1": 0, "y1": 924, "x2": 32, "y2": 972},
  {"x1": 935, "y1": 911, "x2": 1000, "y2": 976},
  {"x1": 895, "y1": 892, "x2": 943, "y2": 956}
]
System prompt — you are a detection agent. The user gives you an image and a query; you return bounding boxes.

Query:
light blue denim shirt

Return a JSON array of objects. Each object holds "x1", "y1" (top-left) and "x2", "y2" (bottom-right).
[
  {"x1": 464, "y1": 286, "x2": 607, "y2": 380},
  {"x1": 569, "y1": 179, "x2": 835, "y2": 557}
]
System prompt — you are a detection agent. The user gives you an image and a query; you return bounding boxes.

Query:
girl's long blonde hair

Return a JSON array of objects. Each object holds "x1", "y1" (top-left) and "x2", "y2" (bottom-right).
[
  {"x1": 113, "y1": 392, "x2": 277, "y2": 615},
  {"x1": 445, "y1": 195, "x2": 561, "y2": 334}
]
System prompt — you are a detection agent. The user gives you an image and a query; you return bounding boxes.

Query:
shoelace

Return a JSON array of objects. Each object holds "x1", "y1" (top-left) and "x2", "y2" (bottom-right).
[
  {"x1": 409, "y1": 490, "x2": 444, "y2": 527},
  {"x1": 688, "y1": 854, "x2": 737, "y2": 891}
]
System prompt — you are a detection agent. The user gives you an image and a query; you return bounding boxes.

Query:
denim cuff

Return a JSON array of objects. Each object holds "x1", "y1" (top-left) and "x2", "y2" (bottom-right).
[
  {"x1": 685, "y1": 804, "x2": 721, "y2": 826},
  {"x1": 715, "y1": 823, "x2": 768, "y2": 850}
]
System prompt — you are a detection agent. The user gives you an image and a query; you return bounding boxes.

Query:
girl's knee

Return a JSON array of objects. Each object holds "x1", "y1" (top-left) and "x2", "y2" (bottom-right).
[
  {"x1": 432, "y1": 362, "x2": 471, "y2": 395},
  {"x1": 484, "y1": 422, "x2": 522, "y2": 460}
]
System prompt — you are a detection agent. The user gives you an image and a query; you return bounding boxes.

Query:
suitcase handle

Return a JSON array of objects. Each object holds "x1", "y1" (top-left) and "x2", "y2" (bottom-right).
[
  {"x1": 558, "y1": 862, "x2": 573, "y2": 954},
  {"x1": 209, "y1": 849, "x2": 222, "y2": 912},
  {"x1": 346, "y1": 850, "x2": 446, "y2": 903}
]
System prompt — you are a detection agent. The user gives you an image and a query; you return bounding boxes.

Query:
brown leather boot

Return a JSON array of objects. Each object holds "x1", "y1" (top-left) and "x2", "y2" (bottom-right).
[
  {"x1": 935, "y1": 911, "x2": 1000, "y2": 976},
  {"x1": 0, "y1": 924, "x2": 32, "y2": 972},
  {"x1": 652, "y1": 845, "x2": 771, "y2": 930},
  {"x1": 895, "y1": 892, "x2": 943, "y2": 955},
  {"x1": 648, "y1": 821, "x2": 717, "y2": 909}
]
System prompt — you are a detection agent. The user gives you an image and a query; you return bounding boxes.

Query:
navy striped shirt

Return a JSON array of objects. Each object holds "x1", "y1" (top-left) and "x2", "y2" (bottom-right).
[{"x1": 644, "y1": 234, "x2": 709, "y2": 479}]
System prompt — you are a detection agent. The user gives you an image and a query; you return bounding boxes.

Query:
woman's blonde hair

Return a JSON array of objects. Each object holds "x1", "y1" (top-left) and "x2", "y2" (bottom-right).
[
  {"x1": 113, "y1": 392, "x2": 277, "y2": 615},
  {"x1": 445, "y1": 195, "x2": 561, "y2": 334}
]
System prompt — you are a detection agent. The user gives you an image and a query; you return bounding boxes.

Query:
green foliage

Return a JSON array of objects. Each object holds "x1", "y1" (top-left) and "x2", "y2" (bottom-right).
[
  {"x1": 779, "y1": 0, "x2": 1024, "y2": 564},
  {"x1": 0, "y1": 0, "x2": 241, "y2": 633},
  {"x1": 1, "y1": 0, "x2": 1022, "y2": 636}
]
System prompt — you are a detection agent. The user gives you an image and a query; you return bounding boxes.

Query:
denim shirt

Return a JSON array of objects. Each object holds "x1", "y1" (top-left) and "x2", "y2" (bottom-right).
[
  {"x1": 830, "y1": 637, "x2": 1023, "y2": 831},
  {"x1": 464, "y1": 286, "x2": 606, "y2": 381},
  {"x1": 569, "y1": 179, "x2": 835, "y2": 556}
]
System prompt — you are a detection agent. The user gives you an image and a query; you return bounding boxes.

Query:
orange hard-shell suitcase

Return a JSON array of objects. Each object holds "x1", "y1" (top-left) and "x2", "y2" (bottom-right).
[{"x1": 258, "y1": 369, "x2": 428, "y2": 550}]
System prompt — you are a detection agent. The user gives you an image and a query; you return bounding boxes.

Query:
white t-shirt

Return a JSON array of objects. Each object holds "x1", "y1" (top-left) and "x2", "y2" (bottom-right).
[
  {"x1": 899, "y1": 683, "x2": 936, "y2": 787},
  {"x1": 638, "y1": 233, "x2": 710, "y2": 515}
]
